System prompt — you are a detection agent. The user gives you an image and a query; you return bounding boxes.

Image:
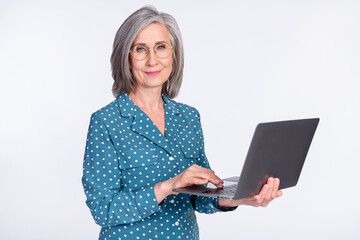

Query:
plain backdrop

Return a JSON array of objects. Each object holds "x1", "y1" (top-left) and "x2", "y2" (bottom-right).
[{"x1": 1, "y1": 0, "x2": 359, "y2": 239}]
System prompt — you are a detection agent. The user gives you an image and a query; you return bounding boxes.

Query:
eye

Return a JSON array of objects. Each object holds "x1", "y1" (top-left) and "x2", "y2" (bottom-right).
[
  {"x1": 155, "y1": 44, "x2": 167, "y2": 51},
  {"x1": 135, "y1": 46, "x2": 147, "y2": 52}
]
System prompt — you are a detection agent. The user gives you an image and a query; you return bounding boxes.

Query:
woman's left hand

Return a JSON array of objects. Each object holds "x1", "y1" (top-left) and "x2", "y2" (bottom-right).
[{"x1": 217, "y1": 177, "x2": 282, "y2": 209}]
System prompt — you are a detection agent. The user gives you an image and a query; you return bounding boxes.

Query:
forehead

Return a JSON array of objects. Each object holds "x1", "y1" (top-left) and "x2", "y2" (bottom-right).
[{"x1": 133, "y1": 23, "x2": 170, "y2": 45}]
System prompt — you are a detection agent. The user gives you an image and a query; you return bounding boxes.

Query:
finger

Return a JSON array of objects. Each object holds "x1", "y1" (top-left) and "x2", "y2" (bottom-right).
[
  {"x1": 276, "y1": 190, "x2": 283, "y2": 197},
  {"x1": 271, "y1": 178, "x2": 280, "y2": 198},
  {"x1": 192, "y1": 178, "x2": 209, "y2": 185},
  {"x1": 186, "y1": 165, "x2": 224, "y2": 188},
  {"x1": 211, "y1": 178, "x2": 223, "y2": 188},
  {"x1": 206, "y1": 176, "x2": 223, "y2": 188},
  {"x1": 193, "y1": 165, "x2": 220, "y2": 179},
  {"x1": 257, "y1": 184, "x2": 269, "y2": 203},
  {"x1": 206, "y1": 169, "x2": 223, "y2": 186},
  {"x1": 189, "y1": 164, "x2": 201, "y2": 170},
  {"x1": 173, "y1": 175, "x2": 207, "y2": 189},
  {"x1": 173, "y1": 168, "x2": 201, "y2": 185},
  {"x1": 252, "y1": 195, "x2": 262, "y2": 207},
  {"x1": 213, "y1": 181, "x2": 223, "y2": 189},
  {"x1": 264, "y1": 178, "x2": 274, "y2": 201},
  {"x1": 191, "y1": 176, "x2": 223, "y2": 189},
  {"x1": 196, "y1": 170, "x2": 222, "y2": 185}
]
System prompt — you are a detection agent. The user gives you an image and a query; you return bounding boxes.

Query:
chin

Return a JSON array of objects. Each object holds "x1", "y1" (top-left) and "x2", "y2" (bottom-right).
[{"x1": 147, "y1": 78, "x2": 168, "y2": 87}]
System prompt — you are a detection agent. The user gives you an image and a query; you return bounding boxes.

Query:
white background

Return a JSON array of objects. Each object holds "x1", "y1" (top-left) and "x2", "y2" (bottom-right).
[{"x1": 1, "y1": 0, "x2": 359, "y2": 239}]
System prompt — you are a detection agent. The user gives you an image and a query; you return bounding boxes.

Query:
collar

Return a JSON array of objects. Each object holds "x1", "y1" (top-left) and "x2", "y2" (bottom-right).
[
  {"x1": 116, "y1": 92, "x2": 136, "y2": 118},
  {"x1": 162, "y1": 92, "x2": 180, "y2": 115},
  {"x1": 117, "y1": 92, "x2": 180, "y2": 117}
]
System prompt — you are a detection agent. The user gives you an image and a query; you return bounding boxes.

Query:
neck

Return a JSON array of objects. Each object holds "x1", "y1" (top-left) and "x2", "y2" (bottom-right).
[{"x1": 128, "y1": 87, "x2": 163, "y2": 111}]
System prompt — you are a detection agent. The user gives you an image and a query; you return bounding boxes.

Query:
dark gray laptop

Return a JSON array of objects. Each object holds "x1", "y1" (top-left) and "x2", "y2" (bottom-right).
[{"x1": 173, "y1": 118, "x2": 319, "y2": 200}]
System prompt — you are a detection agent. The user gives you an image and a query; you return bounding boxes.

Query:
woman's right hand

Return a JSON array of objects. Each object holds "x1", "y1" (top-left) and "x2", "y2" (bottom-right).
[{"x1": 154, "y1": 164, "x2": 223, "y2": 204}]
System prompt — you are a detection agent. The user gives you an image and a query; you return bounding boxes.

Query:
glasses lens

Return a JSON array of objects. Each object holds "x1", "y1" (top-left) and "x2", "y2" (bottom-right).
[
  {"x1": 132, "y1": 45, "x2": 148, "y2": 60},
  {"x1": 131, "y1": 43, "x2": 172, "y2": 60},
  {"x1": 155, "y1": 43, "x2": 172, "y2": 59}
]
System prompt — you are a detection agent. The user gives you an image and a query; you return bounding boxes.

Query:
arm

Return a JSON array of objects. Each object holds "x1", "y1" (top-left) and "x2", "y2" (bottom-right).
[
  {"x1": 190, "y1": 109, "x2": 237, "y2": 213},
  {"x1": 190, "y1": 109, "x2": 282, "y2": 210},
  {"x1": 149, "y1": 107, "x2": 226, "y2": 212},
  {"x1": 82, "y1": 115, "x2": 160, "y2": 227}
]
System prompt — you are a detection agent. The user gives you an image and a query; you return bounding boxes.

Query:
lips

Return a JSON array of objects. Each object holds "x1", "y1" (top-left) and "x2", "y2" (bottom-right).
[{"x1": 145, "y1": 70, "x2": 161, "y2": 76}]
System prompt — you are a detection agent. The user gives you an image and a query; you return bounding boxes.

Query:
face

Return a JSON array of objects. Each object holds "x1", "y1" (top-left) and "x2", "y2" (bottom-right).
[{"x1": 129, "y1": 23, "x2": 173, "y2": 92}]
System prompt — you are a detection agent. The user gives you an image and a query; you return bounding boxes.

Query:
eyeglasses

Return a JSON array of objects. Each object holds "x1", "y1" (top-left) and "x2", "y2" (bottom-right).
[{"x1": 130, "y1": 42, "x2": 173, "y2": 61}]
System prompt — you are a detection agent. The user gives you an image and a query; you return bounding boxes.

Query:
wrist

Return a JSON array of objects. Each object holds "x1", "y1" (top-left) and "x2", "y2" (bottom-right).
[
  {"x1": 217, "y1": 198, "x2": 244, "y2": 209},
  {"x1": 162, "y1": 179, "x2": 174, "y2": 196},
  {"x1": 154, "y1": 180, "x2": 173, "y2": 204}
]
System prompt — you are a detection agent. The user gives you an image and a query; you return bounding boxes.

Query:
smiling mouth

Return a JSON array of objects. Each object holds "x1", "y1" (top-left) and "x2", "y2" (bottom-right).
[{"x1": 145, "y1": 70, "x2": 161, "y2": 76}]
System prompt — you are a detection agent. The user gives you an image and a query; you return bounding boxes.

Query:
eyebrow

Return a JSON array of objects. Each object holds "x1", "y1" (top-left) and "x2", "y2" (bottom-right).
[{"x1": 132, "y1": 41, "x2": 169, "y2": 47}]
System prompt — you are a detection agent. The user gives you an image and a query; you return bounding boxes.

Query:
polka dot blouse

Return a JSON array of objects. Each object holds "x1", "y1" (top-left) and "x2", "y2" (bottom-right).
[{"x1": 82, "y1": 93, "x2": 236, "y2": 240}]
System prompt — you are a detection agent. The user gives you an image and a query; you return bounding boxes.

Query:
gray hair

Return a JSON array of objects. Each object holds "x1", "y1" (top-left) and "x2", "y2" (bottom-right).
[{"x1": 111, "y1": 5, "x2": 184, "y2": 99}]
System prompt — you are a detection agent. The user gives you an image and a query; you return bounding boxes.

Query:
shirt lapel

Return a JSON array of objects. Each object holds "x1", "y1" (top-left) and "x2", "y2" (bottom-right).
[
  {"x1": 162, "y1": 93, "x2": 181, "y2": 147},
  {"x1": 117, "y1": 92, "x2": 172, "y2": 155}
]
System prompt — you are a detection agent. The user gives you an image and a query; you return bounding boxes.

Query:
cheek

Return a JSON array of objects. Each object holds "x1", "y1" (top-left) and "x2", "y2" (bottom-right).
[
  {"x1": 130, "y1": 59, "x2": 138, "y2": 71},
  {"x1": 164, "y1": 57, "x2": 173, "y2": 71},
  {"x1": 164, "y1": 63, "x2": 173, "y2": 78},
  {"x1": 130, "y1": 62, "x2": 145, "y2": 79}
]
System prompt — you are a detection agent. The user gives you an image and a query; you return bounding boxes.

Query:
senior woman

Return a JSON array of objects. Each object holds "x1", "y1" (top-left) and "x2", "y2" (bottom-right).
[{"x1": 82, "y1": 6, "x2": 282, "y2": 240}]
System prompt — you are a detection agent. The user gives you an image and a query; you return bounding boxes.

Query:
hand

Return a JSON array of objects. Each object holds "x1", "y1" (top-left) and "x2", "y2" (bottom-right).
[
  {"x1": 154, "y1": 164, "x2": 223, "y2": 203},
  {"x1": 217, "y1": 177, "x2": 282, "y2": 209}
]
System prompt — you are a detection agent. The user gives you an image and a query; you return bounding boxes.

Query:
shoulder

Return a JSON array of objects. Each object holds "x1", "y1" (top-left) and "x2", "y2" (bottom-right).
[
  {"x1": 168, "y1": 98, "x2": 205, "y2": 138},
  {"x1": 167, "y1": 98, "x2": 201, "y2": 120},
  {"x1": 90, "y1": 99, "x2": 120, "y2": 123}
]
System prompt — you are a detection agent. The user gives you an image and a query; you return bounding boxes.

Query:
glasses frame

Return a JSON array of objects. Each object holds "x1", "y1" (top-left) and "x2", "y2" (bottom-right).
[{"x1": 129, "y1": 42, "x2": 173, "y2": 61}]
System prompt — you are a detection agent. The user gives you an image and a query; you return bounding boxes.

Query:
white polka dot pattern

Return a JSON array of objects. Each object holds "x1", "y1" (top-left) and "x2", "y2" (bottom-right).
[{"x1": 82, "y1": 93, "x2": 235, "y2": 240}]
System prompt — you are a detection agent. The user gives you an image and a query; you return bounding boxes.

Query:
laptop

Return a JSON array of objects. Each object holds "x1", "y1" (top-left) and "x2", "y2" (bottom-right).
[{"x1": 173, "y1": 118, "x2": 320, "y2": 200}]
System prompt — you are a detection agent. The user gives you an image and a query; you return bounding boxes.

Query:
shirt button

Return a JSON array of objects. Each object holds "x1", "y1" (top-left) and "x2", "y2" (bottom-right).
[
  {"x1": 175, "y1": 221, "x2": 179, "y2": 226},
  {"x1": 170, "y1": 199, "x2": 175, "y2": 204},
  {"x1": 169, "y1": 156, "x2": 174, "y2": 161}
]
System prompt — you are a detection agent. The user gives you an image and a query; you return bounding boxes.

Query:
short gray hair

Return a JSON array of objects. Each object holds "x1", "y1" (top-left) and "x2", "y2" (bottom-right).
[{"x1": 111, "y1": 6, "x2": 184, "y2": 99}]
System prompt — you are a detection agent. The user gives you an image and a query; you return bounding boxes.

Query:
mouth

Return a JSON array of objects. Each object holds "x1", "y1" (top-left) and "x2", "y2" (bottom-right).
[{"x1": 145, "y1": 70, "x2": 161, "y2": 76}]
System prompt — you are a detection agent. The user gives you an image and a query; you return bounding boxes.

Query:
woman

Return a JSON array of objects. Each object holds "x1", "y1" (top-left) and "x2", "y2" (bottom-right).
[{"x1": 82, "y1": 6, "x2": 282, "y2": 240}]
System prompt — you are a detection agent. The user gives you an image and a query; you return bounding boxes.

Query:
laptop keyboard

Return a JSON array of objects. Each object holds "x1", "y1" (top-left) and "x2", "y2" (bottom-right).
[
  {"x1": 202, "y1": 184, "x2": 238, "y2": 196},
  {"x1": 221, "y1": 184, "x2": 238, "y2": 195}
]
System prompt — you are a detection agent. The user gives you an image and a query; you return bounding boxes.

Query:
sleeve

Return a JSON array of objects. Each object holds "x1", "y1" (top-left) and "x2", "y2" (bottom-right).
[
  {"x1": 190, "y1": 108, "x2": 237, "y2": 213},
  {"x1": 81, "y1": 114, "x2": 161, "y2": 227}
]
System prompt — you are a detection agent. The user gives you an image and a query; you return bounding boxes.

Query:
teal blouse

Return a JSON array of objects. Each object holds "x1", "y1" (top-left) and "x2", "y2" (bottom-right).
[{"x1": 82, "y1": 93, "x2": 235, "y2": 240}]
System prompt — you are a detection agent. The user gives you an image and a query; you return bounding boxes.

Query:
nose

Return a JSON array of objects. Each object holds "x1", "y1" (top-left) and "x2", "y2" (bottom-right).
[{"x1": 146, "y1": 49, "x2": 158, "y2": 66}]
